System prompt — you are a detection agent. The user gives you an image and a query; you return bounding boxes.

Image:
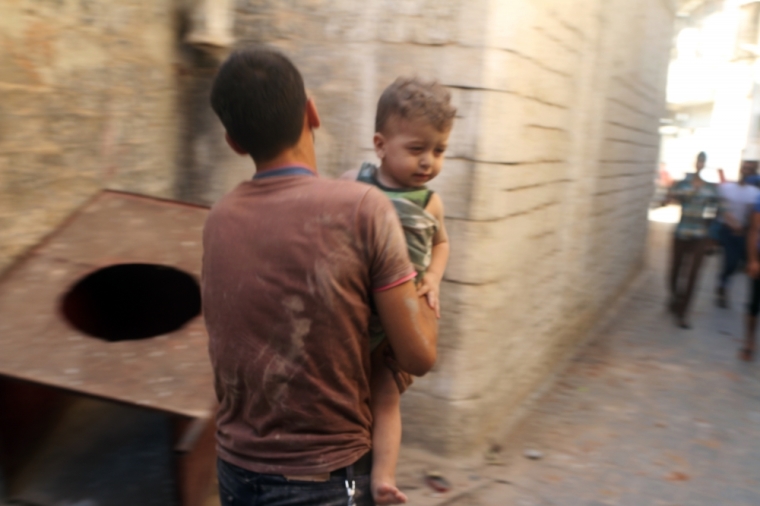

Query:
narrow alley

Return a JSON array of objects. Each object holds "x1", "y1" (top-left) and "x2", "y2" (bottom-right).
[{"x1": 402, "y1": 213, "x2": 760, "y2": 506}]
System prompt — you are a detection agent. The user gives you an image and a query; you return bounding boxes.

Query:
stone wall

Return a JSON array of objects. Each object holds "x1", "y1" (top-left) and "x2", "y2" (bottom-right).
[
  {"x1": 0, "y1": 0, "x2": 180, "y2": 274},
  {"x1": 1, "y1": 0, "x2": 675, "y2": 458},
  {"x1": 231, "y1": 0, "x2": 675, "y2": 455},
  {"x1": 408, "y1": 0, "x2": 674, "y2": 456}
]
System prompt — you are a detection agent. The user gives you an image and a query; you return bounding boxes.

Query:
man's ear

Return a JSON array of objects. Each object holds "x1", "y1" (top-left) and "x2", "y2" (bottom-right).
[
  {"x1": 225, "y1": 132, "x2": 248, "y2": 156},
  {"x1": 306, "y1": 98, "x2": 321, "y2": 130},
  {"x1": 373, "y1": 132, "x2": 386, "y2": 159}
]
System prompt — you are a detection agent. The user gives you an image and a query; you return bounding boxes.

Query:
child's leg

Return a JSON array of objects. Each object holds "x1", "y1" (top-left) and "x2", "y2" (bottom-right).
[{"x1": 370, "y1": 346, "x2": 407, "y2": 505}]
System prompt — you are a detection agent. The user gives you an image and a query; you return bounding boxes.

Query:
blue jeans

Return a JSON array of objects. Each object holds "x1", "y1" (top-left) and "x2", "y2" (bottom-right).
[
  {"x1": 718, "y1": 223, "x2": 746, "y2": 290},
  {"x1": 217, "y1": 458, "x2": 374, "y2": 506}
]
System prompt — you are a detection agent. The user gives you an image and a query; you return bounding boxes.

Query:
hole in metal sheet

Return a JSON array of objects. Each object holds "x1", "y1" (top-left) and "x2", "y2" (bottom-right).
[{"x1": 61, "y1": 264, "x2": 201, "y2": 342}]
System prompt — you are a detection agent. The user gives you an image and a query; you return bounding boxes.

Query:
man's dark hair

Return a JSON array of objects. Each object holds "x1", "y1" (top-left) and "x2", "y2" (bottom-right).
[
  {"x1": 210, "y1": 48, "x2": 307, "y2": 162},
  {"x1": 697, "y1": 151, "x2": 707, "y2": 161}
]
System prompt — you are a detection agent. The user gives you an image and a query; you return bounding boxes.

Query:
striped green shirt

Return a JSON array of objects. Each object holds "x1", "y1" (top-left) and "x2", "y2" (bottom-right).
[{"x1": 670, "y1": 174, "x2": 720, "y2": 239}]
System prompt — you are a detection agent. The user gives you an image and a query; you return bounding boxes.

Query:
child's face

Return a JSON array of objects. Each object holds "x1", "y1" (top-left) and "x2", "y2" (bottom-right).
[{"x1": 374, "y1": 116, "x2": 450, "y2": 189}]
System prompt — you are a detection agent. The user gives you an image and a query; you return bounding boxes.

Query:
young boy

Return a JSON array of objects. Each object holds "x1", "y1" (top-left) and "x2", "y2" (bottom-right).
[{"x1": 342, "y1": 77, "x2": 456, "y2": 504}]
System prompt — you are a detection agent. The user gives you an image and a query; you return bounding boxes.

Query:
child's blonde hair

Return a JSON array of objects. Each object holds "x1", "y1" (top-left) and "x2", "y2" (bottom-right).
[{"x1": 375, "y1": 77, "x2": 457, "y2": 134}]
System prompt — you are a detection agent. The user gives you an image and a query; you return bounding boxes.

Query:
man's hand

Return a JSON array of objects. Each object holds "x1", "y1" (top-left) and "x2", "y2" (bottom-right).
[
  {"x1": 724, "y1": 213, "x2": 743, "y2": 235},
  {"x1": 749, "y1": 259, "x2": 760, "y2": 279},
  {"x1": 748, "y1": 212, "x2": 760, "y2": 276},
  {"x1": 374, "y1": 280, "x2": 438, "y2": 376},
  {"x1": 416, "y1": 273, "x2": 441, "y2": 318}
]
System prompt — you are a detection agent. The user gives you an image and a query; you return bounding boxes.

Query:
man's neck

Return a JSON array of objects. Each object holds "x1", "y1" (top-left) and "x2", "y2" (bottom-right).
[
  {"x1": 254, "y1": 135, "x2": 318, "y2": 176},
  {"x1": 255, "y1": 152, "x2": 316, "y2": 175}
]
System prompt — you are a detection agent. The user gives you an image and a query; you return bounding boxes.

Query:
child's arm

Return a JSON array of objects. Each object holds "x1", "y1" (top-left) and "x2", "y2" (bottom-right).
[
  {"x1": 339, "y1": 168, "x2": 360, "y2": 181},
  {"x1": 419, "y1": 193, "x2": 449, "y2": 318}
]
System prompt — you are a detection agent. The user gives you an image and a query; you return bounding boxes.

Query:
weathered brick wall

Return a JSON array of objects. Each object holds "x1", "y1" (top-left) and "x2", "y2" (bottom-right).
[
  {"x1": 404, "y1": 0, "x2": 674, "y2": 455},
  {"x1": 403, "y1": 0, "x2": 674, "y2": 455},
  {"x1": 1, "y1": 0, "x2": 674, "y2": 458},
  {"x1": 232, "y1": 0, "x2": 674, "y2": 456},
  {"x1": 0, "y1": 0, "x2": 180, "y2": 274}
]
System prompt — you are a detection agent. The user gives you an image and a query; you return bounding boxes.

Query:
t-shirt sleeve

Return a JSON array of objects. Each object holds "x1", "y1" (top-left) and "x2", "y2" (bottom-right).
[
  {"x1": 754, "y1": 193, "x2": 760, "y2": 213},
  {"x1": 357, "y1": 187, "x2": 417, "y2": 292}
]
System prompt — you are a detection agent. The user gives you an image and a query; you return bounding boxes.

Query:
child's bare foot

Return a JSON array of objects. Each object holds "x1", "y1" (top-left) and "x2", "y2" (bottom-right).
[{"x1": 372, "y1": 480, "x2": 408, "y2": 504}]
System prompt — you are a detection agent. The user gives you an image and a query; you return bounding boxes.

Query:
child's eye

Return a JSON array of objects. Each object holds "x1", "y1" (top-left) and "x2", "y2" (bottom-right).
[{"x1": 408, "y1": 146, "x2": 423, "y2": 153}]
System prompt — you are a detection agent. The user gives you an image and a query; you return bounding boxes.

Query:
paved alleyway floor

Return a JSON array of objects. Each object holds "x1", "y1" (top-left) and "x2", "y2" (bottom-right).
[{"x1": 433, "y1": 214, "x2": 760, "y2": 505}]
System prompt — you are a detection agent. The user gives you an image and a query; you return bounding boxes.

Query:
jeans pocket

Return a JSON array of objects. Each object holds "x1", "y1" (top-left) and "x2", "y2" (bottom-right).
[{"x1": 217, "y1": 459, "x2": 252, "y2": 505}]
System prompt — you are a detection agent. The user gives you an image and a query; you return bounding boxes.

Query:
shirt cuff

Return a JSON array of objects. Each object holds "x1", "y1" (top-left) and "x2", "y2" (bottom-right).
[{"x1": 373, "y1": 271, "x2": 417, "y2": 293}]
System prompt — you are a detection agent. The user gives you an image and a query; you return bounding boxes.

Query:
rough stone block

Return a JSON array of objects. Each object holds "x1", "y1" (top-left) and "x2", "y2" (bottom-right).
[
  {"x1": 516, "y1": 126, "x2": 571, "y2": 163},
  {"x1": 428, "y1": 158, "x2": 474, "y2": 220},
  {"x1": 376, "y1": 0, "x2": 459, "y2": 46},
  {"x1": 482, "y1": 48, "x2": 530, "y2": 94},
  {"x1": 445, "y1": 210, "x2": 553, "y2": 285},
  {"x1": 454, "y1": 0, "x2": 490, "y2": 47},
  {"x1": 528, "y1": 64, "x2": 575, "y2": 108},
  {"x1": 468, "y1": 162, "x2": 568, "y2": 220},
  {"x1": 486, "y1": 0, "x2": 540, "y2": 54},
  {"x1": 473, "y1": 91, "x2": 527, "y2": 163},
  {"x1": 446, "y1": 88, "x2": 482, "y2": 160},
  {"x1": 438, "y1": 45, "x2": 486, "y2": 90}
]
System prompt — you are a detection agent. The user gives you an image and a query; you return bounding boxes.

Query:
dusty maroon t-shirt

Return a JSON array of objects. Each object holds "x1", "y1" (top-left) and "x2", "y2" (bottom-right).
[{"x1": 202, "y1": 173, "x2": 415, "y2": 475}]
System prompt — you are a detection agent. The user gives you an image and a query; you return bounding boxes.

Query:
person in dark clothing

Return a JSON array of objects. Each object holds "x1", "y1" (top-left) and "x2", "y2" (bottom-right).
[
  {"x1": 666, "y1": 152, "x2": 720, "y2": 328},
  {"x1": 203, "y1": 47, "x2": 439, "y2": 505},
  {"x1": 715, "y1": 160, "x2": 760, "y2": 307}
]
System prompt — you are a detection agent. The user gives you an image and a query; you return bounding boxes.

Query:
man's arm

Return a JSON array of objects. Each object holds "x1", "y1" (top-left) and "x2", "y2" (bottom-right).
[
  {"x1": 361, "y1": 187, "x2": 439, "y2": 375},
  {"x1": 718, "y1": 190, "x2": 742, "y2": 232},
  {"x1": 339, "y1": 168, "x2": 360, "y2": 181},
  {"x1": 374, "y1": 281, "x2": 438, "y2": 376},
  {"x1": 664, "y1": 179, "x2": 689, "y2": 206},
  {"x1": 748, "y1": 211, "x2": 760, "y2": 278}
]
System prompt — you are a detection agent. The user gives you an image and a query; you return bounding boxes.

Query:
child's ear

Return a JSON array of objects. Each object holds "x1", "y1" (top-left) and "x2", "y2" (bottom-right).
[{"x1": 373, "y1": 132, "x2": 386, "y2": 159}]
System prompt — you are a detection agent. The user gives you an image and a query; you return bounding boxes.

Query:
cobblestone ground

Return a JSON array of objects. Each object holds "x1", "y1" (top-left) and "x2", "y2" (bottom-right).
[{"x1": 442, "y1": 216, "x2": 760, "y2": 505}]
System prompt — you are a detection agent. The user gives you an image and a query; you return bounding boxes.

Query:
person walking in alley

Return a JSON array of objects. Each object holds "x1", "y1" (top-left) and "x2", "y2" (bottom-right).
[
  {"x1": 715, "y1": 160, "x2": 760, "y2": 307},
  {"x1": 742, "y1": 180, "x2": 760, "y2": 361},
  {"x1": 666, "y1": 152, "x2": 720, "y2": 328},
  {"x1": 202, "y1": 47, "x2": 438, "y2": 505}
]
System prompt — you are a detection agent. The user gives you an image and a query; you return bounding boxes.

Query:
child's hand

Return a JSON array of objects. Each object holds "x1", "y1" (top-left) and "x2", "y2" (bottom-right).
[{"x1": 417, "y1": 274, "x2": 441, "y2": 318}]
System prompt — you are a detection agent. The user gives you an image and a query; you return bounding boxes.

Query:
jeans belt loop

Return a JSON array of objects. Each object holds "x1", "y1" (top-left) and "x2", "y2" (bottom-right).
[{"x1": 345, "y1": 463, "x2": 356, "y2": 506}]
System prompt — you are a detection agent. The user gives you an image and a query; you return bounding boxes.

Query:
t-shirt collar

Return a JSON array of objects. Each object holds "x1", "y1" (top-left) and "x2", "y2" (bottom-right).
[{"x1": 253, "y1": 164, "x2": 316, "y2": 180}]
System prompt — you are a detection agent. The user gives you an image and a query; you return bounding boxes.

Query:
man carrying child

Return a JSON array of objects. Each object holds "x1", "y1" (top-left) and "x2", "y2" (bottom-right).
[{"x1": 202, "y1": 47, "x2": 438, "y2": 505}]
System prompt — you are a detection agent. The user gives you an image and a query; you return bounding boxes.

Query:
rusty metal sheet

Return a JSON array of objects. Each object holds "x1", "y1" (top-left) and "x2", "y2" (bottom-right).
[{"x1": 0, "y1": 191, "x2": 214, "y2": 419}]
